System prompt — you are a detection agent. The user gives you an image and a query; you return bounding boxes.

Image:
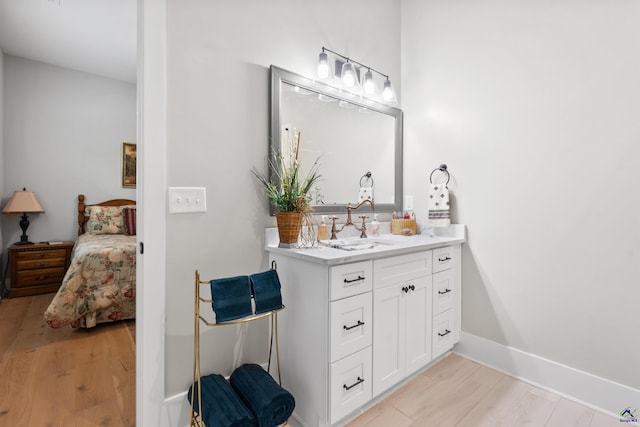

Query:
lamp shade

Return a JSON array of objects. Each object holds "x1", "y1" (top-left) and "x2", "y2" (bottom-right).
[{"x1": 2, "y1": 189, "x2": 45, "y2": 214}]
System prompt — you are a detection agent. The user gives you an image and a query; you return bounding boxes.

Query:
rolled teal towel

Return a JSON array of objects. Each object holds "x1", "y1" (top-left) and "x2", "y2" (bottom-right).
[
  {"x1": 230, "y1": 364, "x2": 295, "y2": 427},
  {"x1": 188, "y1": 374, "x2": 257, "y2": 427},
  {"x1": 249, "y1": 270, "x2": 283, "y2": 314},
  {"x1": 210, "y1": 275, "x2": 253, "y2": 322}
]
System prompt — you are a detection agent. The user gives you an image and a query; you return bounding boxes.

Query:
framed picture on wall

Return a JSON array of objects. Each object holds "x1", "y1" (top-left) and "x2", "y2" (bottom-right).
[{"x1": 122, "y1": 142, "x2": 137, "y2": 188}]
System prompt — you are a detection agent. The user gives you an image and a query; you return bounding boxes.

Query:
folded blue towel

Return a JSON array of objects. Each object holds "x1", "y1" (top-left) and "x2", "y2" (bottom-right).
[
  {"x1": 230, "y1": 364, "x2": 295, "y2": 427},
  {"x1": 188, "y1": 374, "x2": 257, "y2": 427},
  {"x1": 249, "y1": 270, "x2": 283, "y2": 315},
  {"x1": 210, "y1": 275, "x2": 253, "y2": 323}
]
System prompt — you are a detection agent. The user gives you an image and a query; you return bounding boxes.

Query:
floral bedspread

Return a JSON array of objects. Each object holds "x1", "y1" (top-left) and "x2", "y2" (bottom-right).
[{"x1": 44, "y1": 234, "x2": 136, "y2": 328}]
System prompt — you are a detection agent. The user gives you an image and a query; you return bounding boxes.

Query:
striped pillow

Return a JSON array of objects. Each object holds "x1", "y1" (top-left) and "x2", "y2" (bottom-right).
[{"x1": 123, "y1": 207, "x2": 137, "y2": 236}]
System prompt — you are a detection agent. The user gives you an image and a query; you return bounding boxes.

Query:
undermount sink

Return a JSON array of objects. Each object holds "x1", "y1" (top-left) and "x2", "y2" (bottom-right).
[{"x1": 319, "y1": 237, "x2": 400, "y2": 251}]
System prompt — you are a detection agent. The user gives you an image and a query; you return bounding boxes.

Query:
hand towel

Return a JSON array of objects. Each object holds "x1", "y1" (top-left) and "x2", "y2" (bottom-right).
[
  {"x1": 428, "y1": 183, "x2": 451, "y2": 227},
  {"x1": 249, "y1": 270, "x2": 283, "y2": 315},
  {"x1": 210, "y1": 275, "x2": 253, "y2": 323},
  {"x1": 358, "y1": 186, "x2": 373, "y2": 202},
  {"x1": 188, "y1": 373, "x2": 257, "y2": 427},
  {"x1": 230, "y1": 364, "x2": 295, "y2": 427}
]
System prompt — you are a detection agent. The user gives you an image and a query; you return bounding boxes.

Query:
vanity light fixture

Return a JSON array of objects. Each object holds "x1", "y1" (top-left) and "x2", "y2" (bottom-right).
[
  {"x1": 363, "y1": 69, "x2": 375, "y2": 94},
  {"x1": 382, "y1": 78, "x2": 393, "y2": 101},
  {"x1": 317, "y1": 50, "x2": 330, "y2": 78},
  {"x1": 316, "y1": 46, "x2": 395, "y2": 103},
  {"x1": 341, "y1": 61, "x2": 357, "y2": 87}
]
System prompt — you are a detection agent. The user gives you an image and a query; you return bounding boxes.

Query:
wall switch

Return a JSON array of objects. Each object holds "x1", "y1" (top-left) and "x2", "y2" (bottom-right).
[{"x1": 168, "y1": 187, "x2": 207, "y2": 213}]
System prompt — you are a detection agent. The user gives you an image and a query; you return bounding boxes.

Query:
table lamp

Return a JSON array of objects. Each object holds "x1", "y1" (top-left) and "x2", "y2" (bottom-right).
[{"x1": 2, "y1": 188, "x2": 45, "y2": 245}]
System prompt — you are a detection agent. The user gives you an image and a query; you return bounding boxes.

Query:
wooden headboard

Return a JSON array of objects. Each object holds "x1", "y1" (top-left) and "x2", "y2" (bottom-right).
[{"x1": 77, "y1": 194, "x2": 137, "y2": 235}]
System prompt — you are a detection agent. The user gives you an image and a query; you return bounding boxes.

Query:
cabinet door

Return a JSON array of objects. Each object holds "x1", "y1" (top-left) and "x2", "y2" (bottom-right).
[
  {"x1": 404, "y1": 275, "x2": 432, "y2": 376},
  {"x1": 372, "y1": 284, "x2": 405, "y2": 397}
]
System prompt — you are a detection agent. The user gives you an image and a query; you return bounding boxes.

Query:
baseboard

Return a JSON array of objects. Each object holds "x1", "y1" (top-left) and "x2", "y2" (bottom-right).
[{"x1": 454, "y1": 331, "x2": 640, "y2": 420}]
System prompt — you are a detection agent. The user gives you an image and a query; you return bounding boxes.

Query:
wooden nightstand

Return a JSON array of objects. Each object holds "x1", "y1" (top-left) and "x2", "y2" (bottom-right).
[{"x1": 7, "y1": 242, "x2": 74, "y2": 298}]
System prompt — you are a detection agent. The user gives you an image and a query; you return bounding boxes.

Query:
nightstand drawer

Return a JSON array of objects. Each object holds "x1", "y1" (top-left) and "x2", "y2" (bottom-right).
[
  {"x1": 15, "y1": 248, "x2": 68, "y2": 262},
  {"x1": 16, "y1": 255, "x2": 67, "y2": 270},
  {"x1": 15, "y1": 267, "x2": 67, "y2": 288}
]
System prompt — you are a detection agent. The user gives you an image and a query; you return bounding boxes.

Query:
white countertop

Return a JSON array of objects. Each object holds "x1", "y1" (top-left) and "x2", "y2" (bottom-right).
[{"x1": 265, "y1": 224, "x2": 466, "y2": 265}]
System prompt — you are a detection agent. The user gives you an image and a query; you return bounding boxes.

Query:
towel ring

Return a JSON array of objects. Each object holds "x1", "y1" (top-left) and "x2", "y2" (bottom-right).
[
  {"x1": 360, "y1": 171, "x2": 374, "y2": 188},
  {"x1": 429, "y1": 164, "x2": 450, "y2": 185}
]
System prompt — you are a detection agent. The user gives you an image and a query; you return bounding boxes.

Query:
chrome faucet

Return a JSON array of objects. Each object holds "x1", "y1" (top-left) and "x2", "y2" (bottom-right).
[{"x1": 330, "y1": 199, "x2": 375, "y2": 239}]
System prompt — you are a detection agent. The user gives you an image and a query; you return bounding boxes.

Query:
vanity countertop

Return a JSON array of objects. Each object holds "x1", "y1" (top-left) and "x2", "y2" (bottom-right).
[{"x1": 265, "y1": 224, "x2": 466, "y2": 265}]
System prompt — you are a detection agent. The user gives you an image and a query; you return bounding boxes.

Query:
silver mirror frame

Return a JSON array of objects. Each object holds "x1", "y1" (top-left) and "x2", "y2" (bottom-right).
[{"x1": 270, "y1": 65, "x2": 403, "y2": 215}]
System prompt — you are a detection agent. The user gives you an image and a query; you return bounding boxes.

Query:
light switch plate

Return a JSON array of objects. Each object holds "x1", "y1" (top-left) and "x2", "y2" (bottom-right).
[{"x1": 168, "y1": 187, "x2": 207, "y2": 213}]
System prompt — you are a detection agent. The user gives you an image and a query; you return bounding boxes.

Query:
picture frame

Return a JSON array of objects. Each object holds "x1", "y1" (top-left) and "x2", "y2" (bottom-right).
[{"x1": 122, "y1": 142, "x2": 137, "y2": 188}]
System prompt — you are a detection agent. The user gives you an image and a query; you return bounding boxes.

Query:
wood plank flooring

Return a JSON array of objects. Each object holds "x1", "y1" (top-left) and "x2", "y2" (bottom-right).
[
  {"x1": 0, "y1": 294, "x2": 135, "y2": 427},
  {"x1": 0, "y1": 295, "x2": 624, "y2": 427},
  {"x1": 346, "y1": 353, "x2": 622, "y2": 427}
]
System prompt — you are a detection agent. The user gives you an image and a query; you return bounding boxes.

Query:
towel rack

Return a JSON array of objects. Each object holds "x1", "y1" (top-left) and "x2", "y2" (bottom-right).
[
  {"x1": 190, "y1": 269, "x2": 286, "y2": 427},
  {"x1": 429, "y1": 164, "x2": 450, "y2": 185}
]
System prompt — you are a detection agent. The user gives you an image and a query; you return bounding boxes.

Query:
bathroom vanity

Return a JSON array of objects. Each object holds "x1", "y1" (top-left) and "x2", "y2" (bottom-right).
[{"x1": 265, "y1": 225, "x2": 466, "y2": 427}]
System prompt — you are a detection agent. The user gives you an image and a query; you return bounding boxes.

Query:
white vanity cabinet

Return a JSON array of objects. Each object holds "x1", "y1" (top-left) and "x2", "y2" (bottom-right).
[
  {"x1": 431, "y1": 245, "x2": 461, "y2": 358},
  {"x1": 371, "y1": 251, "x2": 433, "y2": 397},
  {"x1": 267, "y1": 231, "x2": 464, "y2": 427}
]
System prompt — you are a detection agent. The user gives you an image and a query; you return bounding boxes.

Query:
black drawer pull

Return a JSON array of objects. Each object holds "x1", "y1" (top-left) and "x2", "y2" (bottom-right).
[
  {"x1": 344, "y1": 275, "x2": 365, "y2": 284},
  {"x1": 438, "y1": 329, "x2": 451, "y2": 337},
  {"x1": 438, "y1": 288, "x2": 452, "y2": 295},
  {"x1": 402, "y1": 286, "x2": 409, "y2": 293},
  {"x1": 343, "y1": 376, "x2": 364, "y2": 391},
  {"x1": 438, "y1": 256, "x2": 451, "y2": 262},
  {"x1": 343, "y1": 320, "x2": 365, "y2": 331},
  {"x1": 409, "y1": 285, "x2": 415, "y2": 291}
]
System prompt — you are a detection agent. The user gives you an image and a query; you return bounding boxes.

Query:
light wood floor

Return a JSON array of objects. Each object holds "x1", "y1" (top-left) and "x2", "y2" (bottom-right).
[
  {"x1": 0, "y1": 293, "x2": 135, "y2": 427},
  {"x1": 346, "y1": 353, "x2": 621, "y2": 427}
]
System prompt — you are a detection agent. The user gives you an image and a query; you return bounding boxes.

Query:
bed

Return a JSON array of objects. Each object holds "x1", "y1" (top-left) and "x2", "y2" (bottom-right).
[{"x1": 44, "y1": 194, "x2": 137, "y2": 328}]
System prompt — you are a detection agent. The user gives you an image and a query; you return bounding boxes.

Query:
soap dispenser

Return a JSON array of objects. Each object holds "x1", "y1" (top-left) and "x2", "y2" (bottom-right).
[
  {"x1": 370, "y1": 214, "x2": 380, "y2": 237},
  {"x1": 317, "y1": 215, "x2": 329, "y2": 241}
]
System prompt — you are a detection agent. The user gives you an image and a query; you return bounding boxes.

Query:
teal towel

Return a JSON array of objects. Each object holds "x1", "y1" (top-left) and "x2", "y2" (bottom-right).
[
  {"x1": 210, "y1": 275, "x2": 253, "y2": 322},
  {"x1": 188, "y1": 374, "x2": 257, "y2": 427},
  {"x1": 230, "y1": 364, "x2": 295, "y2": 427},
  {"x1": 249, "y1": 270, "x2": 283, "y2": 315}
]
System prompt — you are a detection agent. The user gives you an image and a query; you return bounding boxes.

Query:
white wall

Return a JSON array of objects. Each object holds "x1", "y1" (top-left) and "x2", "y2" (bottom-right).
[
  {"x1": 401, "y1": 0, "x2": 640, "y2": 390},
  {"x1": 1, "y1": 55, "x2": 136, "y2": 244},
  {"x1": 164, "y1": 0, "x2": 401, "y2": 396}
]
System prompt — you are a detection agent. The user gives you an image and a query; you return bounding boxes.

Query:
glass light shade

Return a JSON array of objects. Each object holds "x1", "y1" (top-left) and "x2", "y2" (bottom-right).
[
  {"x1": 382, "y1": 79, "x2": 393, "y2": 101},
  {"x1": 341, "y1": 62, "x2": 357, "y2": 87},
  {"x1": 317, "y1": 51, "x2": 329, "y2": 79},
  {"x1": 363, "y1": 70, "x2": 375, "y2": 94}
]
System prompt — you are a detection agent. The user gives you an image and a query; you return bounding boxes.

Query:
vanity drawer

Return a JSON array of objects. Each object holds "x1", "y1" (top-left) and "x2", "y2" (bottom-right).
[
  {"x1": 433, "y1": 310, "x2": 456, "y2": 358},
  {"x1": 329, "y1": 261, "x2": 373, "y2": 301},
  {"x1": 373, "y1": 251, "x2": 432, "y2": 290},
  {"x1": 330, "y1": 292, "x2": 372, "y2": 362},
  {"x1": 329, "y1": 346, "x2": 372, "y2": 424},
  {"x1": 433, "y1": 246, "x2": 456, "y2": 273},
  {"x1": 432, "y1": 269, "x2": 455, "y2": 316}
]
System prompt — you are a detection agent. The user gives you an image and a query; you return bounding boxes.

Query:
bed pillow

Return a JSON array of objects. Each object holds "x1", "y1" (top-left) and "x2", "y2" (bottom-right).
[
  {"x1": 123, "y1": 207, "x2": 136, "y2": 236},
  {"x1": 85, "y1": 206, "x2": 126, "y2": 234}
]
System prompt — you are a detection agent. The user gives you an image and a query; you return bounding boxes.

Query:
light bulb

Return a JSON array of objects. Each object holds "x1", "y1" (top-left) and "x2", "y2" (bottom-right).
[
  {"x1": 382, "y1": 79, "x2": 393, "y2": 101},
  {"x1": 363, "y1": 70, "x2": 374, "y2": 94},
  {"x1": 342, "y1": 62, "x2": 356, "y2": 87},
  {"x1": 317, "y1": 51, "x2": 329, "y2": 78}
]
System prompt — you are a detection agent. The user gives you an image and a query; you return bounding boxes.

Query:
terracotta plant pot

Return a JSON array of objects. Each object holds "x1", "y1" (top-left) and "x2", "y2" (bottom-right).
[{"x1": 276, "y1": 211, "x2": 303, "y2": 246}]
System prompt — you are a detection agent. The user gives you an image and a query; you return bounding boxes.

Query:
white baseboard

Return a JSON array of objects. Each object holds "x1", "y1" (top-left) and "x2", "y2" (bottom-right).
[{"x1": 454, "y1": 331, "x2": 640, "y2": 419}]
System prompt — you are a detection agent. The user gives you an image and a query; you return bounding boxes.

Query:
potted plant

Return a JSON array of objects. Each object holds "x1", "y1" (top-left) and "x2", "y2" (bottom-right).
[{"x1": 252, "y1": 135, "x2": 321, "y2": 247}]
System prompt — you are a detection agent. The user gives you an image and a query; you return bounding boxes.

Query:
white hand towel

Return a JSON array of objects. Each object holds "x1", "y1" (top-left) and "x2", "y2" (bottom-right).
[
  {"x1": 428, "y1": 184, "x2": 450, "y2": 226},
  {"x1": 359, "y1": 186, "x2": 373, "y2": 202}
]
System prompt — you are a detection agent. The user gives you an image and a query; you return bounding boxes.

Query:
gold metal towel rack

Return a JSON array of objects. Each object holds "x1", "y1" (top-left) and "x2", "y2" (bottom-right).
[{"x1": 190, "y1": 269, "x2": 285, "y2": 427}]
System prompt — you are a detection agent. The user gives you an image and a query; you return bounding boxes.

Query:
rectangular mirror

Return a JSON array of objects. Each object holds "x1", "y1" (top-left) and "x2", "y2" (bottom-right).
[{"x1": 270, "y1": 65, "x2": 403, "y2": 215}]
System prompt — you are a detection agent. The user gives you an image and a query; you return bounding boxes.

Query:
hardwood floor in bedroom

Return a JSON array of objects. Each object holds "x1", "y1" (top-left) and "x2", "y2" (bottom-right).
[{"x1": 0, "y1": 294, "x2": 135, "y2": 427}]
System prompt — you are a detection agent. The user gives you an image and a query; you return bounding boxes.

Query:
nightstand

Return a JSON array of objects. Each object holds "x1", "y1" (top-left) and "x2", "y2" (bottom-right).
[{"x1": 7, "y1": 242, "x2": 74, "y2": 298}]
